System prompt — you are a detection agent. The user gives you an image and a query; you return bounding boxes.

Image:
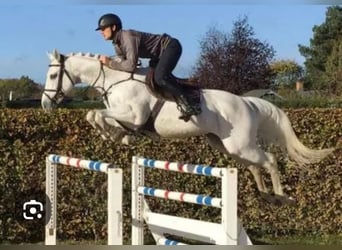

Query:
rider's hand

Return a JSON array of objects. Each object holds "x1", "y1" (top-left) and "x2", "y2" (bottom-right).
[{"x1": 99, "y1": 55, "x2": 111, "y2": 67}]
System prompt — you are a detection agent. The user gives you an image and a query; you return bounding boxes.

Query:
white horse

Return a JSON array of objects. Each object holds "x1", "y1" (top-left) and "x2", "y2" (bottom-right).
[{"x1": 42, "y1": 49, "x2": 334, "y2": 205}]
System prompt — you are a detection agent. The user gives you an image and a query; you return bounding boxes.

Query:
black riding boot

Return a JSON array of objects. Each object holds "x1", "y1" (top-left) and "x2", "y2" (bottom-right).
[{"x1": 160, "y1": 77, "x2": 199, "y2": 121}]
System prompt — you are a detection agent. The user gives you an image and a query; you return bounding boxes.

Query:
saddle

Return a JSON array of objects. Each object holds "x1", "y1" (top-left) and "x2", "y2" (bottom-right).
[
  {"x1": 145, "y1": 69, "x2": 202, "y2": 107},
  {"x1": 116, "y1": 69, "x2": 203, "y2": 137}
]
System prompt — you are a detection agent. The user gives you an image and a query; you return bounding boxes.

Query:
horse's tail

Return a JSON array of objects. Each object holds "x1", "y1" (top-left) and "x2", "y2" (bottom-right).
[{"x1": 245, "y1": 97, "x2": 334, "y2": 165}]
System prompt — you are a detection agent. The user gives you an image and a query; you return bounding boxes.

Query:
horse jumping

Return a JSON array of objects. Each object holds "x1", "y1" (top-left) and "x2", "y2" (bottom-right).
[{"x1": 41, "y1": 49, "x2": 334, "y2": 205}]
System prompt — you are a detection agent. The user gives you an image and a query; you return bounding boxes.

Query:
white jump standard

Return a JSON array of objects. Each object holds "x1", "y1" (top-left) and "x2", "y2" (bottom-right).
[
  {"x1": 131, "y1": 156, "x2": 252, "y2": 245},
  {"x1": 45, "y1": 154, "x2": 123, "y2": 245}
]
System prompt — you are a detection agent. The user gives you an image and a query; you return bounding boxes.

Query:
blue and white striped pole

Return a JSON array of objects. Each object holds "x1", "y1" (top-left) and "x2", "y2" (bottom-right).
[
  {"x1": 47, "y1": 154, "x2": 112, "y2": 173},
  {"x1": 137, "y1": 157, "x2": 223, "y2": 177},
  {"x1": 137, "y1": 186, "x2": 222, "y2": 208},
  {"x1": 157, "y1": 238, "x2": 187, "y2": 245}
]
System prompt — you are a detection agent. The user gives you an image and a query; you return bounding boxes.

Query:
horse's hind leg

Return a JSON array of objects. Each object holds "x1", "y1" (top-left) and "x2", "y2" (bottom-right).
[
  {"x1": 263, "y1": 152, "x2": 283, "y2": 196},
  {"x1": 206, "y1": 133, "x2": 228, "y2": 154},
  {"x1": 222, "y1": 138, "x2": 294, "y2": 205},
  {"x1": 263, "y1": 153, "x2": 295, "y2": 205},
  {"x1": 247, "y1": 165, "x2": 273, "y2": 202},
  {"x1": 207, "y1": 134, "x2": 275, "y2": 202}
]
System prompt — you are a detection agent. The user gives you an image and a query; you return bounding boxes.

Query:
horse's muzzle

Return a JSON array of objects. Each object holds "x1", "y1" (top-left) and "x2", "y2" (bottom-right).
[{"x1": 41, "y1": 99, "x2": 55, "y2": 112}]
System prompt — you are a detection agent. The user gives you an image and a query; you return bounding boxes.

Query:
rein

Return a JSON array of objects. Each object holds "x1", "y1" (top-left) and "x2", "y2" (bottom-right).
[
  {"x1": 98, "y1": 72, "x2": 145, "y2": 106},
  {"x1": 100, "y1": 72, "x2": 165, "y2": 136},
  {"x1": 98, "y1": 75, "x2": 133, "y2": 106}
]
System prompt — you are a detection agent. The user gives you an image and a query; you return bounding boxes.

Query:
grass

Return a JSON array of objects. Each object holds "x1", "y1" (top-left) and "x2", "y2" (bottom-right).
[
  {"x1": 7, "y1": 234, "x2": 340, "y2": 245},
  {"x1": 253, "y1": 234, "x2": 342, "y2": 245}
]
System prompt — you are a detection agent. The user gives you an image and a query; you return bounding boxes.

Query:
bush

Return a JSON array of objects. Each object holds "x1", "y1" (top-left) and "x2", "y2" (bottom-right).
[
  {"x1": 272, "y1": 90, "x2": 342, "y2": 108},
  {"x1": 0, "y1": 108, "x2": 340, "y2": 244}
]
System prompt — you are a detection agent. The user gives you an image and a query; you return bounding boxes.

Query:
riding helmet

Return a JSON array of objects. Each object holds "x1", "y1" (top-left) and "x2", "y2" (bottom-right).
[{"x1": 95, "y1": 13, "x2": 122, "y2": 31}]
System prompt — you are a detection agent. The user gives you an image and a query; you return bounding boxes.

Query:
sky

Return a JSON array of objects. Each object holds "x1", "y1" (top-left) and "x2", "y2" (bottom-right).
[{"x1": 0, "y1": 1, "x2": 335, "y2": 84}]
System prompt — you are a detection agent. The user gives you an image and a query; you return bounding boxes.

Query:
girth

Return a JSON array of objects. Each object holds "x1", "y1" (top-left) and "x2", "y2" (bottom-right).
[{"x1": 115, "y1": 98, "x2": 165, "y2": 136}]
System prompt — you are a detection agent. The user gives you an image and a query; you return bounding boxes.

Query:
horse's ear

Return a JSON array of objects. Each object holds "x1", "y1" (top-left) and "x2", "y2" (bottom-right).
[
  {"x1": 48, "y1": 49, "x2": 61, "y2": 61},
  {"x1": 53, "y1": 49, "x2": 61, "y2": 61},
  {"x1": 47, "y1": 51, "x2": 54, "y2": 61}
]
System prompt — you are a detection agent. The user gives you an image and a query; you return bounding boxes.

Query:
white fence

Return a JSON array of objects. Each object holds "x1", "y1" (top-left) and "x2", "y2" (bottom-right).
[
  {"x1": 45, "y1": 154, "x2": 123, "y2": 245},
  {"x1": 45, "y1": 155, "x2": 252, "y2": 245},
  {"x1": 131, "y1": 156, "x2": 252, "y2": 245}
]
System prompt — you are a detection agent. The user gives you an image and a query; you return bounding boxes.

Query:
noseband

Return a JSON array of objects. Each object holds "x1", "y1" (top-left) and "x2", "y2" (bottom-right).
[{"x1": 43, "y1": 54, "x2": 75, "y2": 106}]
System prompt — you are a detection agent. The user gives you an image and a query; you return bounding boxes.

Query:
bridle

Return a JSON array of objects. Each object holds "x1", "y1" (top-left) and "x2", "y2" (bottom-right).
[
  {"x1": 43, "y1": 54, "x2": 103, "y2": 106},
  {"x1": 43, "y1": 54, "x2": 76, "y2": 106}
]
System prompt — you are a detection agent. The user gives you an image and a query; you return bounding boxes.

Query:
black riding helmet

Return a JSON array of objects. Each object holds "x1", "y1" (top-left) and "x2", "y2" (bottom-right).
[{"x1": 95, "y1": 13, "x2": 122, "y2": 31}]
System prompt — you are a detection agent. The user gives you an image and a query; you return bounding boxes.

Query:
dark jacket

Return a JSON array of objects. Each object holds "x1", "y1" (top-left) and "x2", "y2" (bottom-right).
[{"x1": 109, "y1": 29, "x2": 171, "y2": 72}]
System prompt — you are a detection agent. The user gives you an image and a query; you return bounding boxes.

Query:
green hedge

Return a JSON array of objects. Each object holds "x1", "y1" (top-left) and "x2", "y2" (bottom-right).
[
  {"x1": 0, "y1": 108, "x2": 341, "y2": 244},
  {"x1": 4, "y1": 100, "x2": 105, "y2": 109}
]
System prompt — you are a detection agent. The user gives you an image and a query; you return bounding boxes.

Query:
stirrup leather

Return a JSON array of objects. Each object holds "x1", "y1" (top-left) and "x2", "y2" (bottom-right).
[{"x1": 175, "y1": 100, "x2": 198, "y2": 122}]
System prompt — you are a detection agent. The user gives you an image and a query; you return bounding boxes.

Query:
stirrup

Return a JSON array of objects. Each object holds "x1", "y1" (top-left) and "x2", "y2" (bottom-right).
[
  {"x1": 178, "y1": 102, "x2": 201, "y2": 115},
  {"x1": 179, "y1": 113, "x2": 191, "y2": 122},
  {"x1": 176, "y1": 104, "x2": 198, "y2": 122}
]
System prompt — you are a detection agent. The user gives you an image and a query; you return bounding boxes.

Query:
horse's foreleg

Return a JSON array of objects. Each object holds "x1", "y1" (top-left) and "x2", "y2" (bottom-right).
[
  {"x1": 94, "y1": 111, "x2": 126, "y2": 142},
  {"x1": 86, "y1": 110, "x2": 109, "y2": 140},
  {"x1": 87, "y1": 110, "x2": 124, "y2": 141},
  {"x1": 94, "y1": 110, "x2": 138, "y2": 145}
]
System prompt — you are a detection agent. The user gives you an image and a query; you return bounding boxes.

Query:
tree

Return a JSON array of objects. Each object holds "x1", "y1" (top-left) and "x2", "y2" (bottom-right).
[
  {"x1": 0, "y1": 76, "x2": 42, "y2": 100},
  {"x1": 71, "y1": 86, "x2": 101, "y2": 100},
  {"x1": 192, "y1": 16, "x2": 275, "y2": 95},
  {"x1": 324, "y1": 38, "x2": 342, "y2": 94},
  {"x1": 298, "y1": 5, "x2": 342, "y2": 94},
  {"x1": 270, "y1": 60, "x2": 304, "y2": 89}
]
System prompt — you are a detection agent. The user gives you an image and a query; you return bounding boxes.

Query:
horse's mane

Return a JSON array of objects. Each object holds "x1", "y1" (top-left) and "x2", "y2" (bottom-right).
[
  {"x1": 63, "y1": 51, "x2": 150, "y2": 75},
  {"x1": 66, "y1": 52, "x2": 101, "y2": 60}
]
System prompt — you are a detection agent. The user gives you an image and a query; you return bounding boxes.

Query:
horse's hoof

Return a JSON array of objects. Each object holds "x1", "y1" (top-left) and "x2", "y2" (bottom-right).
[
  {"x1": 285, "y1": 196, "x2": 296, "y2": 206},
  {"x1": 121, "y1": 135, "x2": 135, "y2": 145},
  {"x1": 260, "y1": 192, "x2": 276, "y2": 204},
  {"x1": 274, "y1": 194, "x2": 296, "y2": 206}
]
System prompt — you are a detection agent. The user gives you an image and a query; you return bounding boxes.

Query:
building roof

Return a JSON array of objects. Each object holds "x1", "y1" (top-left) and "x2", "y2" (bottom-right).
[{"x1": 243, "y1": 89, "x2": 284, "y2": 100}]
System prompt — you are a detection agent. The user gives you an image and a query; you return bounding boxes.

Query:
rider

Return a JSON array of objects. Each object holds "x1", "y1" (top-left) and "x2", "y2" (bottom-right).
[{"x1": 95, "y1": 13, "x2": 201, "y2": 121}]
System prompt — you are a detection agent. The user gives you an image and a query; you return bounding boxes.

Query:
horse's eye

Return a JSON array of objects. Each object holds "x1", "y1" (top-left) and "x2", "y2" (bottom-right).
[{"x1": 50, "y1": 73, "x2": 58, "y2": 80}]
